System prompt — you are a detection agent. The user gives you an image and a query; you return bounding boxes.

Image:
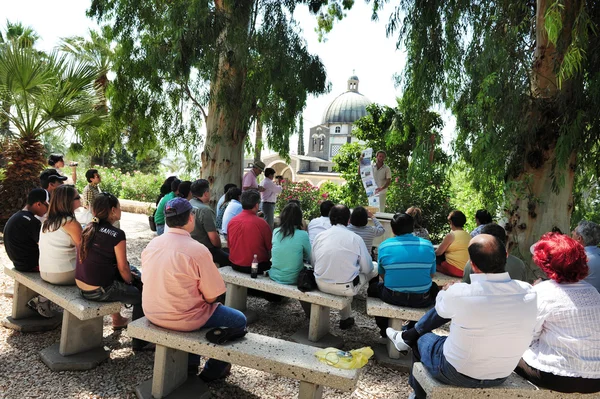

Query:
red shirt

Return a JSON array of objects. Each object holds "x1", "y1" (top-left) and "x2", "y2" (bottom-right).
[{"x1": 228, "y1": 210, "x2": 272, "y2": 266}]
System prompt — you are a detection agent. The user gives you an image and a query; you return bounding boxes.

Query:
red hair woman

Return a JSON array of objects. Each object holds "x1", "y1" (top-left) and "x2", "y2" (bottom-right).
[{"x1": 516, "y1": 232, "x2": 600, "y2": 393}]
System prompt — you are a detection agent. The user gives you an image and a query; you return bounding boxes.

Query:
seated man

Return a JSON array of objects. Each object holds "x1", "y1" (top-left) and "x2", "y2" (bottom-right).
[
  {"x1": 3, "y1": 188, "x2": 54, "y2": 317},
  {"x1": 572, "y1": 220, "x2": 600, "y2": 292},
  {"x1": 307, "y1": 200, "x2": 334, "y2": 245},
  {"x1": 312, "y1": 204, "x2": 377, "y2": 329},
  {"x1": 368, "y1": 213, "x2": 437, "y2": 337},
  {"x1": 221, "y1": 188, "x2": 242, "y2": 236},
  {"x1": 141, "y1": 197, "x2": 246, "y2": 381},
  {"x1": 387, "y1": 234, "x2": 537, "y2": 399},
  {"x1": 189, "y1": 179, "x2": 229, "y2": 267},
  {"x1": 227, "y1": 190, "x2": 272, "y2": 273},
  {"x1": 462, "y1": 223, "x2": 526, "y2": 283}
]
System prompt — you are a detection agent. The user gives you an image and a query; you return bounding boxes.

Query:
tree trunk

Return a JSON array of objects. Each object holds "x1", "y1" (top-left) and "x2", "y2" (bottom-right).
[
  {"x1": 504, "y1": 0, "x2": 578, "y2": 281},
  {"x1": 254, "y1": 108, "x2": 262, "y2": 161},
  {"x1": 200, "y1": 0, "x2": 254, "y2": 206}
]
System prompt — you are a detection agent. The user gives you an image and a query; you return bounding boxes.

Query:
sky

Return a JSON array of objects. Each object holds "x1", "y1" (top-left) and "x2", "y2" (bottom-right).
[{"x1": 2, "y1": 0, "x2": 454, "y2": 156}]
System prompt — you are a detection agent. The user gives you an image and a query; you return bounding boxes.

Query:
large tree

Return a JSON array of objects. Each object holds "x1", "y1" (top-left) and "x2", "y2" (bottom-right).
[
  {"x1": 89, "y1": 0, "x2": 332, "y2": 203},
  {"x1": 341, "y1": 0, "x2": 599, "y2": 279}
]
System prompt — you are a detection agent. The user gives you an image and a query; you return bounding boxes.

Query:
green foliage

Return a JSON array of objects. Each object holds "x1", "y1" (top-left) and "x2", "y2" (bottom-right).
[
  {"x1": 448, "y1": 162, "x2": 487, "y2": 233},
  {"x1": 571, "y1": 169, "x2": 600, "y2": 229},
  {"x1": 76, "y1": 165, "x2": 163, "y2": 203},
  {"x1": 275, "y1": 180, "x2": 326, "y2": 220},
  {"x1": 297, "y1": 116, "x2": 305, "y2": 155}
]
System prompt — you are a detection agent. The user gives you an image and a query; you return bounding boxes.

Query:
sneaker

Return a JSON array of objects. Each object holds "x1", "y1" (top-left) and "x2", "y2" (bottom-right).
[
  {"x1": 339, "y1": 317, "x2": 355, "y2": 330},
  {"x1": 199, "y1": 363, "x2": 232, "y2": 382},
  {"x1": 27, "y1": 297, "x2": 55, "y2": 318},
  {"x1": 386, "y1": 327, "x2": 410, "y2": 352}
]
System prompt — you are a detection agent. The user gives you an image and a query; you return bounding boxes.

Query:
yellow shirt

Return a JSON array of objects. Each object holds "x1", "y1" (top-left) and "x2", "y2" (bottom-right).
[{"x1": 445, "y1": 230, "x2": 471, "y2": 270}]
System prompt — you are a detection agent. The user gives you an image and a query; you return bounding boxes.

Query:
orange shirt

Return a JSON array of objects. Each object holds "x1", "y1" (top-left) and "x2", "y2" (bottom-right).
[{"x1": 141, "y1": 228, "x2": 226, "y2": 331}]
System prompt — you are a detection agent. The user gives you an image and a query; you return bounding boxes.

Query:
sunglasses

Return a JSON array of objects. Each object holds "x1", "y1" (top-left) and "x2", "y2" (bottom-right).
[{"x1": 74, "y1": 196, "x2": 81, "y2": 200}]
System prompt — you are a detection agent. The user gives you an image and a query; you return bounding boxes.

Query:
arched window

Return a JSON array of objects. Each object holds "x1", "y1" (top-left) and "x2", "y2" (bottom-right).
[
  {"x1": 319, "y1": 137, "x2": 324, "y2": 151},
  {"x1": 312, "y1": 137, "x2": 317, "y2": 151},
  {"x1": 335, "y1": 126, "x2": 341, "y2": 134}
]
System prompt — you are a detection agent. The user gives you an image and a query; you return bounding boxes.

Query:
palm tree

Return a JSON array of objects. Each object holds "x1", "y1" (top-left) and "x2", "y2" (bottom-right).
[{"x1": 0, "y1": 43, "x2": 103, "y2": 224}]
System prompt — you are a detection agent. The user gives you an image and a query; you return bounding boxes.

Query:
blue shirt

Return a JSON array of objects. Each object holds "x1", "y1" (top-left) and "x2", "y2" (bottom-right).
[
  {"x1": 221, "y1": 200, "x2": 242, "y2": 235},
  {"x1": 377, "y1": 234, "x2": 436, "y2": 293},
  {"x1": 584, "y1": 246, "x2": 600, "y2": 293},
  {"x1": 269, "y1": 228, "x2": 311, "y2": 285}
]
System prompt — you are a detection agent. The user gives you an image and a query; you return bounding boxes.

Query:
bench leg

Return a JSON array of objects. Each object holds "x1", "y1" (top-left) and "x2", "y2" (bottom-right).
[
  {"x1": 225, "y1": 283, "x2": 248, "y2": 311},
  {"x1": 387, "y1": 318, "x2": 404, "y2": 359},
  {"x1": 11, "y1": 280, "x2": 37, "y2": 319},
  {"x1": 308, "y1": 304, "x2": 330, "y2": 342},
  {"x1": 298, "y1": 381, "x2": 323, "y2": 399},
  {"x1": 152, "y1": 345, "x2": 188, "y2": 398},
  {"x1": 59, "y1": 311, "x2": 104, "y2": 356}
]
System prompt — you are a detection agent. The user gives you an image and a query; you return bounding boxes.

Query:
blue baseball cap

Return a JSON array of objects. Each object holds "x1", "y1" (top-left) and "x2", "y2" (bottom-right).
[{"x1": 164, "y1": 197, "x2": 193, "y2": 218}]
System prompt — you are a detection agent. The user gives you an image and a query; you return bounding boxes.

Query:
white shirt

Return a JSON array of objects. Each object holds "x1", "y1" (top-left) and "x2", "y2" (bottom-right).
[
  {"x1": 261, "y1": 177, "x2": 282, "y2": 203},
  {"x1": 312, "y1": 225, "x2": 373, "y2": 284},
  {"x1": 39, "y1": 221, "x2": 77, "y2": 274},
  {"x1": 308, "y1": 216, "x2": 332, "y2": 245},
  {"x1": 221, "y1": 200, "x2": 242, "y2": 235},
  {"x1": 522, "y1": 280, "x2": 600, "y2": 378},
  {"x1": 436, "y1": 273, "x2": 537, "y2": 380}
]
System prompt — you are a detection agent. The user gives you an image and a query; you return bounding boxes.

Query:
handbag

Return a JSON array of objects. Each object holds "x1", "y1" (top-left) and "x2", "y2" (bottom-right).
[
  {"x1": 297, "y1": 267, "x2": 317, "y2": 292},
  {"x1": 148, "y1": 209, "x2": 157, "y2": 232}
]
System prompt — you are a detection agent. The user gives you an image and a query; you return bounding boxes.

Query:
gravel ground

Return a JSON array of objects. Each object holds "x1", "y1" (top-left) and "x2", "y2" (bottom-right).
[{"x1": 0, "y1": 212, "x2": 415, "y2": 399}]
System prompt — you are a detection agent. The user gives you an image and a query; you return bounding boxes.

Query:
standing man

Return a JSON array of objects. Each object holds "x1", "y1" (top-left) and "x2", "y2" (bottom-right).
[
  {"x1": 572, "y1": 220, "x2": 600, "y2": 292},
  {"x1": 189, "y1": 179, "x2": 230, "y2": 267},
  {"x1": 227, "y1": 190, "x2": 272, "y2": 273},
  {"x1": 4, "y1": 188, "x2": 54, "y2": 317},
  {"x1": 39, "y1": 169, "x2": 67, "y2": 197},
  {"x1": 82, "y1": 169, "x2": 102, "y2": 211},
  {"x1": 242, "y1": 160, "x2": 266, "y2": 192},
  {"x1": 312, "y1": 204, "x2": 376, "y2": 329},
  {"x1": 387, "y1": 234, "x2": 537, "y2": 399},
  {"x1": 141, "y1": 197, "x2": 246, "y2": 381},
  {"x1": 261, "y1": 167, "x2": 282, "y2": 229},
  {"x1": 359, "y1": 150, "x2": 391, "y2": 211}
]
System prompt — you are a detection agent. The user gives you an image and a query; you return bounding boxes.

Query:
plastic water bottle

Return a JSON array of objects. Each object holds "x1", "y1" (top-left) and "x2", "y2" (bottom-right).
[{"x1": 251, "y1": 254, "x2": 258, "y2": 278}]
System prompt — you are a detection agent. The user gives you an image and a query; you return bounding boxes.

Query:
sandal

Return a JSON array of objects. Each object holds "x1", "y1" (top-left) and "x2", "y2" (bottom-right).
[{"x1": 206, "y1": 327, "x2": 248, "y2": 345}]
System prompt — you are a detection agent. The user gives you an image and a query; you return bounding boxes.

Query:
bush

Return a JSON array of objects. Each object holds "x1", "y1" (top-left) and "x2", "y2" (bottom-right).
[
  {"x1": 76, "y1": 166, "x2": 162, "y2": 203},
  {"x1": 276, "y1": 180, "x2": 327, "y2": 220}
]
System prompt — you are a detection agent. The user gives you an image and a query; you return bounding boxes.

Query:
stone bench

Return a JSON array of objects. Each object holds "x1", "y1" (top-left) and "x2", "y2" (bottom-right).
[
  {"x1": 219, "y1": 266, "x2": 361, "y2": 348},
  {"x1": 413, "y1": 362, "x2": 593, "y2": 398},
  {"x1": 128, "y1": 317, "x2": 360, "y2": 399},
  {"x1": 2, "y1": 265, "x2": 122, "y2": 371}
]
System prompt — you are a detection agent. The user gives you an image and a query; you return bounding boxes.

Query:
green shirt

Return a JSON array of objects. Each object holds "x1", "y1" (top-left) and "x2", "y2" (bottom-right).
[
  {"x1": 269, "y1": 227, "x2": 311, "y2": 285},
  {"x1": 154, "y1": 192, "x2": 175, "y2": 225}
]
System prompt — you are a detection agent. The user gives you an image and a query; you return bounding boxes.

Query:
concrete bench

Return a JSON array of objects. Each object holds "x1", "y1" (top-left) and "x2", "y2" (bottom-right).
[
  {"x1": 128, "y1": 317, "x2": 360, "y2": 399},
  {"x1": 2, "y1": 265, "x2": 122, "y2": 371},
  {"x1": 413, "y1": 362, "x2": 593, "y2": 398},
  {"x1": 219, "y1": 266, "x2": 361, "y2": 348}
]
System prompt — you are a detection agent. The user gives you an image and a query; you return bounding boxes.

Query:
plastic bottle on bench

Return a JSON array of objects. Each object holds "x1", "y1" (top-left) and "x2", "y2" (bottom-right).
[{"x1": 251, "y1": 254, "x2": 258, "y2": 278}]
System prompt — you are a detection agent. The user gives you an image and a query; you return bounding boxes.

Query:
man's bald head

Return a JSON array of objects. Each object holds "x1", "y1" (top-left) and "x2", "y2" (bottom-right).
[{"x1": 468, "y1": 234, "x2": 507, "y2": 274}]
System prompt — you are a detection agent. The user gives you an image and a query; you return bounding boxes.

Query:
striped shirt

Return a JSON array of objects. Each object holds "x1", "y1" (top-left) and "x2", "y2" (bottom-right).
[
  {"x1": 377, "y1": 234, "x2": 436, "y2": 293},
  {"x1": 347, "y1": 217, "x2": 386, "y2": 253},
  {"x1": 522, "y1": 280, "x2": 600, "y2": 378}
]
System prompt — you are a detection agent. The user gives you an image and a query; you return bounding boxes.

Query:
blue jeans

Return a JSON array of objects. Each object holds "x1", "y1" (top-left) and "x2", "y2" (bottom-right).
[
  {"x1": 156, "y1": 224, "x2": 165, "y2": 235},
  {"x1": 189, "y1": 304, "x2": 247, "y2": 375},
  {"x1": 409, "y1": 308, "x2": 507, "y2": 398}
]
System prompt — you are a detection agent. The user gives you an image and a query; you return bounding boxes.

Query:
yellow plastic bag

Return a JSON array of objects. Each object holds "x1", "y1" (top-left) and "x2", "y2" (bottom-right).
[{"x1": 315, "y1": 346, "x2": 374, "y2": 369}]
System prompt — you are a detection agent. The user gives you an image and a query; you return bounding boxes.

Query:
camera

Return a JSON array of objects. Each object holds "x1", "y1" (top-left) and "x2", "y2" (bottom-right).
[{"x1": 69, "y1": 161, "x2": 78, "y2": 167}]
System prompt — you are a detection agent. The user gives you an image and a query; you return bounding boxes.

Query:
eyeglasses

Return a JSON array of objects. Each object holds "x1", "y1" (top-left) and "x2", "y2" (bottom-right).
[{"x1": 74, "y1": 196, "x2": 81, "y2": 200}]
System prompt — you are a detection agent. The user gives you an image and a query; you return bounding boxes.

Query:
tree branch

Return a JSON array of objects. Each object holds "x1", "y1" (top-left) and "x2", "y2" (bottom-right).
[{"x1": 183, "y1": 82, "x2": 207, "y2": 124}]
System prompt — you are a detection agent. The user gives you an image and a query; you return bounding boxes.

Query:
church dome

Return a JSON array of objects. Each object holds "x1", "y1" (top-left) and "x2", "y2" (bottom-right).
[{"x1": 321, "y1": 75, "x2": 371, "y2": 124}]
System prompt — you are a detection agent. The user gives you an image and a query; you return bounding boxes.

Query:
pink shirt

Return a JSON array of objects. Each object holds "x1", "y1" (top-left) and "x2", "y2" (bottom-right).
[
  {"x1": 141, "y1": 228, "x2": 226, "y2": 331},
  {"x1": 242, "y1": 170, "x2": 259, "y2": 191},
  {"x1": 261, "y1": 177, "x2": 282, "y2": 203}
]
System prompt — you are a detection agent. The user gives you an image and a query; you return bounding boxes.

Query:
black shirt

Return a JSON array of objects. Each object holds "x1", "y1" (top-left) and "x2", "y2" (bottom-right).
[
  {"x1": 4, "y1": 210, "x2": 41, "y2": 272},
  {"x1": 75, "y1": 221, "x2": 126, "y2": 287}
]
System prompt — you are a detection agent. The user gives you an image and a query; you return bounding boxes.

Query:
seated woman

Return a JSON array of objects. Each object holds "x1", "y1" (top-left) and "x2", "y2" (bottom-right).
[
  {"x1": 470, "y1": 209, "x2": 493, "y2": 238},
  {"x1": 516, "y1": 232, "x2": 600, "y2": 394},
  {"x1": 39, "y1": 185, "x2": 82, "y2": 285},
  {"x1": 435, "y1": 210, "x2": 470, "y2": 277},
  {"x1": 75, "y1": 193, "x2": 146, "y2": 343},
  {"x1": 216, "y1": 187, "x2": 236, "y2": 232},
  {"x1": 347, "y1": 206, "x2": 385, "y2": 255},
  {"x1": 269, "y1": 202, "x2": 311, "y2": 285},
  {"x1": 406, "y1": 206, "x2": 430, "y2": 241}
]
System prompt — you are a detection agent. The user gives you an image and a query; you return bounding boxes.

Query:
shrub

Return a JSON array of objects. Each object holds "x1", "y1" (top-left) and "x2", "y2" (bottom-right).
[
  {"x1": 76, "y1": 166, "x2": 162, "y2": 203},
  {"x1": 276, "y1": 180, "x2": 326, "y2": 220}
]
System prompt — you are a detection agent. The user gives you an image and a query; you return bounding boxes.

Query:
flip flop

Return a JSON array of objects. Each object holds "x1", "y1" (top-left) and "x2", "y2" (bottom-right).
[{"x1": 206, "y1": 327, "x2": 248, "y2": 345}]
